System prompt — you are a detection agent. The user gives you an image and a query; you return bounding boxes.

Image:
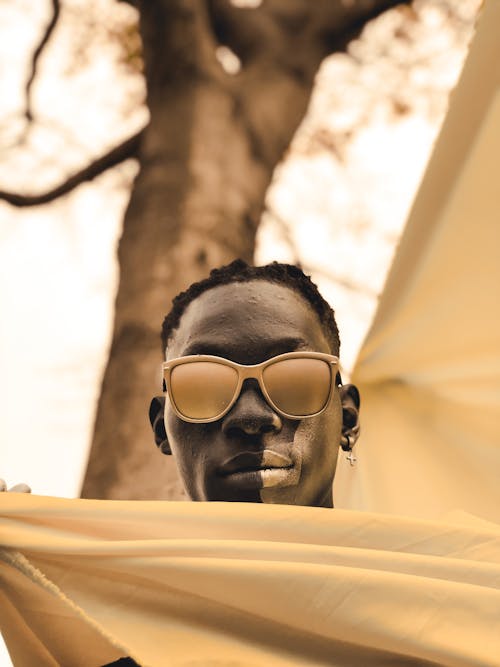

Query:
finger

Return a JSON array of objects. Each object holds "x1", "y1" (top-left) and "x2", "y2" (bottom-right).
[{"x1": 8, "y1": 483, "x2": 32, "y2": 494}]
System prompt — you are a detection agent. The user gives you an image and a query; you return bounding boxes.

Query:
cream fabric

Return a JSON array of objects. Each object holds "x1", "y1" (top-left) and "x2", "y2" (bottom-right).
[
  {"x1": 334, "y1": 0, "x2": 500, "y2": 521},
  {"x1": 2, "y1": 494, "x2": 500, "y2": 667}
]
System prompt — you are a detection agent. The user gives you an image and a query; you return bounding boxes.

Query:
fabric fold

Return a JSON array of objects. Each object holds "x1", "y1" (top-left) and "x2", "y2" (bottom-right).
[
  {"x1": 1, "y1": 494, "x2": 500, "y2": 666},
  {"x1": 333, "y1": 0, "x2": 500, "y2": 521}
]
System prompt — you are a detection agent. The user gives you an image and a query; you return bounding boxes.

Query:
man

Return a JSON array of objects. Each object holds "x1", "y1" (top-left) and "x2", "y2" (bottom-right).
[
  {"x1": 149, "y1": 259, "x2": 360, "y2": 508},
  {"x1": 106, "y1": 260, "x2": 360, "y2": 666}
]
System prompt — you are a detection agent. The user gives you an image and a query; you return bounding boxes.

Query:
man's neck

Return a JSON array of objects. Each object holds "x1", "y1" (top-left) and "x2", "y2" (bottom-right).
[{"x1": 317, "y1": 487, "x2": 334, "y2": 509}]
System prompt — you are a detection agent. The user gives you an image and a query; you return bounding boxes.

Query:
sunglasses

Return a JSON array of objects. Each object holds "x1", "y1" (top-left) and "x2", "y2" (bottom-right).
[{"x1": 162, "y1": 351, "x2": 340, "y2": 423}]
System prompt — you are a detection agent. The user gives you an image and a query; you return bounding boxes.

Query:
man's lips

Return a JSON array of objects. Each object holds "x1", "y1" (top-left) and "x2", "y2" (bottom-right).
[{"x1": 218, "y1": 449, "x2": 293, "y2": 476}]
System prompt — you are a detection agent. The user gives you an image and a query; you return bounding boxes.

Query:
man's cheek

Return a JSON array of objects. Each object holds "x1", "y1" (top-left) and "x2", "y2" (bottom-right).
[
  {"x1": 293, "y1": 413, "x2": 339, "y2": 490},
  {"x1": 293, "y1": 418, "x2": 322, "y2": 468},
  {"x1": 165, "y1": 418, "x2": 198, "y2": 478}
]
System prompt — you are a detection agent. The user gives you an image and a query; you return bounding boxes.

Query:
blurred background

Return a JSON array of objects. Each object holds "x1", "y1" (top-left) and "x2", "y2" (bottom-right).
[
  {"x1": 0, "y1": 0, "x2": 481, "y2": 501},
  {"x1": 0, "y1": 2, "x2": 486, "y2": 663}
]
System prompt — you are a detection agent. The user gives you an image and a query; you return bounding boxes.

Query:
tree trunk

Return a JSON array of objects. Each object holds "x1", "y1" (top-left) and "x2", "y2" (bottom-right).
[{"x1": 81, "y1": 0, "x2": 408, "y2": 500}]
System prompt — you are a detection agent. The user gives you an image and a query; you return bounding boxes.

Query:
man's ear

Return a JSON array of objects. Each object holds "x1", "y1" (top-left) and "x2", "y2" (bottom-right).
[
  {"x1": 339, "y1": 384, "x2": 360, "y2": 451},
  {"x1": 148, "y1": 396, "x2": 171, "y2": 455}
]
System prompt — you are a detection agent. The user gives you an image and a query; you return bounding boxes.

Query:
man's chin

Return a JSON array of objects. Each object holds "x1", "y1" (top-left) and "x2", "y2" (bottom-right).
[
  {"x1": 259, "y1": 480, "x2": 334, "y2": 507},
  {"x1": 197, "y1": 483, "x2": 263, "y2": 503},
  {"x1": 259, "y1": 484, "x2": 301, "y2": 505}
]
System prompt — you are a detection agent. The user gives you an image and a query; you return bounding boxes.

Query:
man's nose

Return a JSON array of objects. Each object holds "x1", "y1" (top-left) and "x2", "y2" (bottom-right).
[{"x1": 221, "y1": 382, "x2": 282, "y2": 438}]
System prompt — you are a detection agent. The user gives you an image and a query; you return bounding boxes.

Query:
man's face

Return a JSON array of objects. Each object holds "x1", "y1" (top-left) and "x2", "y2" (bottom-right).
[{"x1": 164, "y1": 280, "x2": 343, "y2": 507}]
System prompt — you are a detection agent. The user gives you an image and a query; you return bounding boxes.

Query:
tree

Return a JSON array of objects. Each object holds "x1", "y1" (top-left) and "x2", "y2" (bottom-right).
[{"x1": 0, "y1": 0, "x2": 409, "y2": 500}]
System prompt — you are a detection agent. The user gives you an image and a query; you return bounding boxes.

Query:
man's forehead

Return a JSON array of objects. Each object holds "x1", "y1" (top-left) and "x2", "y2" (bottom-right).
[{"x1": 166, "y1": 280, "x2": 329, "y2": 359}]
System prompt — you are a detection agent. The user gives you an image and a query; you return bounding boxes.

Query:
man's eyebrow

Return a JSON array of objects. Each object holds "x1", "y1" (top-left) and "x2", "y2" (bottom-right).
[
  {"x1": 183, "y1": 342, "x2": 227, "y2": 357},
  {"x1": 183, "y1": 337, "x2": 309, "y2": 357},
  {"x1": 273, "y1": 337, "x2": 310, "y2": 352}
]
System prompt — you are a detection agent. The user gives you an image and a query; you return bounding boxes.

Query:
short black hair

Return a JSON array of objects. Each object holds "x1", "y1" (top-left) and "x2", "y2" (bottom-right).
[{"x1": 161, "y1": 259, "x2": 340, "y2": 355}]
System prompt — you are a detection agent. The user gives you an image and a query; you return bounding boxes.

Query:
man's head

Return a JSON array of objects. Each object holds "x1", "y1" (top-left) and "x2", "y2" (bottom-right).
[{"x1": 149, "y1": 260, "x2": 360, "y2": 508}]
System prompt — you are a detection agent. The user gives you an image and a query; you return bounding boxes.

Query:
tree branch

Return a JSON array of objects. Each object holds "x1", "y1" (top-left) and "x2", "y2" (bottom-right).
[
  {"x1": 321, "y1": 0, "x2": 413, "y2": 53},
  {"x1": 206, "y1": 0, "x2": 412, "y2": 73},
  {"x1": 0, "y1": 130, "x2": 142, "y2": 207},
  {"x1": 25, "y1": 0, "x2": 61, "y2": 122}
]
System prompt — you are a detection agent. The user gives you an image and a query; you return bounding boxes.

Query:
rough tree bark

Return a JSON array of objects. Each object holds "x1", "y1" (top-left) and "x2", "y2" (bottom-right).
[{"x1": 81, "y1": 0, "x2": 408, "y2": 500}]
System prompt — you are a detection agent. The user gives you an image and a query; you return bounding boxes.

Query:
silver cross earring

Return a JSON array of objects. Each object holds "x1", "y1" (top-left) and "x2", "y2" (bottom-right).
[{"x1": 341, "y1": 434, "x2": 357, "y2": 466}]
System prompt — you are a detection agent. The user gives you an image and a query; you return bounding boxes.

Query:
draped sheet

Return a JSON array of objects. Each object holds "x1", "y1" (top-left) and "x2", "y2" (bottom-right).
[
  {"x1": 1, "y1": 494, "x2": 500, "y2": 667},
  {"x1": 334, "y1": 0, "x2": 500, "y2": 521}
]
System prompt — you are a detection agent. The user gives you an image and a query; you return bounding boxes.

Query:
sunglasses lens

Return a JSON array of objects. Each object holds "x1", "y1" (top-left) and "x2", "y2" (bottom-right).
[
  {"x1": 263, "y1": 357, "x2": 332, "y2": 416},
  {"x1": 170, "y1": 361, "x2": 238, "y2": 420}
]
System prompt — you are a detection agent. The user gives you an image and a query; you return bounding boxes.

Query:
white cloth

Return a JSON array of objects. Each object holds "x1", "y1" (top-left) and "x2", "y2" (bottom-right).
[
  {"x1": 1, "y1": 494, "x2": 500, "y2": 666},
  {"x1": 334, "y1": 0, "x2": 500, "y2": 522}
]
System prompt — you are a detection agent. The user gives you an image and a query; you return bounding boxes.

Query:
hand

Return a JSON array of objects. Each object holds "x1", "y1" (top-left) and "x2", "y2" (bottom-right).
[{"x1": 0, "y1": 478, "x2": 31, "y2": 493}]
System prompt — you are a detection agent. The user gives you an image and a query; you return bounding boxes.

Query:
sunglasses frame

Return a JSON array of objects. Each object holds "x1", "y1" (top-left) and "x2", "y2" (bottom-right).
[{"x1": 162, "y1": 351, "x2": 340, "y2": 423}]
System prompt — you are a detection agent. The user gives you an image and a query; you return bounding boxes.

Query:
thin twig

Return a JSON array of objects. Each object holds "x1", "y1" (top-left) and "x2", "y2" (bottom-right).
[
  {"x1": 0, "y1": 130, "x2": 142, "y2": 207},
  {"x1": 25, "y1": 0, "x2": 61, "y2": 121},
  {"x1": 264, "y1": 207, "x2": 300, "y2": 264},
  {"x1": 265, "y1": 207, "x2": 378, "y2": 297}
]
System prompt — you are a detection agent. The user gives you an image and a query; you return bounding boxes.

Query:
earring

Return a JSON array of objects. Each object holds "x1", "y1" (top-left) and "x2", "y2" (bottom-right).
[{"x1": 340, "y1": 434, "x2": 357, "y2": 466}]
